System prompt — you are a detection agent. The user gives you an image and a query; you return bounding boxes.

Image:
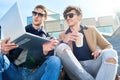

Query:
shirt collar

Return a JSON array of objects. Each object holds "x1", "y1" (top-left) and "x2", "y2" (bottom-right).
[
  {"x1": 65, "y1": 25, "x2": 85, "y2": 34},
  {"x1": 37, "y1": 26, "x2": 47, "y2": 34}
]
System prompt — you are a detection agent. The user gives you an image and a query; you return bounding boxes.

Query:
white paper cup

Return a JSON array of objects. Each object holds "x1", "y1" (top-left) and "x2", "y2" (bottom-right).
[{"x1": 75, "y1": 33, "x2": 83, "y2": 47}]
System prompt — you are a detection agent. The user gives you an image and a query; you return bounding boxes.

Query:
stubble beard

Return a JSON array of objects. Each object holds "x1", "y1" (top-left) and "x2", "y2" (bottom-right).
[{"x1": 33, "y1": 21, "x2": 42, "y2": 27}]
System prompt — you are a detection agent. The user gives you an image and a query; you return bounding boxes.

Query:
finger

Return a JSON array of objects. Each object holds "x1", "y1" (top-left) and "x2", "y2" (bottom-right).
[
  {"x1": 94, "y1": 52, "x2": 101, "y2": 59},
  {"x1": 2, "y1": 37, "x2": 10, "y2": 44},
  {"x1": 2, "y1": 44, "x2": 18, "y2": 49},
  {"x1": 51, "y1": 39, "x2": 58, "y2": 42},
  {"x1": 92, "y1": 52, "x2": 94, "y2": 55},
  {"x1": 4, "y1": 43, "x2": 16, "y2": 47},
  {"x1": 52, "y1": 42, "x2": 58, "y2": 46},
  {"x1": 1, "y1": 48, "x2": 9, "y2": 54},
  {"x1": 91, "y1": 52, "x2": 96, "y2": 59},
  {"x1": 94, "y1": 54, "x2": 97, "y2": 59},
  {"x1": 98, "y1": 50, "x2": 101, "y2": 53},
  {"x1": 92, "y1": 53, "x2": 96, "y2": 59},
  {"x1": 50, "y1": 43, "x2": 56, "y2": 47},
  {"x1": 92, "y1": 49, "x2": 99, "y2": 55},
  {"x1": 71, "y1": 33, "x2": 78, "y2": 37},
  {"x1": 53, "y1": 42, "x2": 58, "y2": 46},
  {"x1": 69, "y1": 36, "x2": 77, "y2": 41},
  {"x1": 72, "y1": 31, "x2": 78, "y2": 34},
  {"x1": 10, "y1": 45, "x2": 18, "y2": 49},
  {"x1": 2, "y1": 44, "x2": 18, "y2": 52},
  {"x1": 96, "y1": 51, "x2": 101, "y2": 57},
  {"x1": 51, "y1": 39, "x2": 59, "y2": 44}
]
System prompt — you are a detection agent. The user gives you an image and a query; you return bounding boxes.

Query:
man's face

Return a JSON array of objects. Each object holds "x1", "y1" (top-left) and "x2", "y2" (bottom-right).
[
  {"x1": 32, "y1": 8, "x2": 46, "y2": 26},
  {"x1": 64, "y1": 10, "x2": 81, "y2": 27}
]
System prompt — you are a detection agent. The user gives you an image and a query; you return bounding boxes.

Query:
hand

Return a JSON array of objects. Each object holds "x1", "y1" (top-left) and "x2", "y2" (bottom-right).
[
  {"x1": 43, "y1": 38, "x2": 59, "y2": 55},
  {"x1": 63, "y1": 31, "x2": 78, "y2": 44},
  {"x1": 92, "y1": 49, "x2": 101, "y2": 59},
  {"x1": 0, "y1": 38, "x2": 18, "y2": 54}
]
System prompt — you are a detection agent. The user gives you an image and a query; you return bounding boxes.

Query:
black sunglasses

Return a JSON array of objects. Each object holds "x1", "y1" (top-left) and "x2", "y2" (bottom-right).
[
  {"x1": 32, "y1": 11, "x2": 45, "y2": 17},
  {"x1": 64, "y1": 13, "x2": 77, "y2": 19}
]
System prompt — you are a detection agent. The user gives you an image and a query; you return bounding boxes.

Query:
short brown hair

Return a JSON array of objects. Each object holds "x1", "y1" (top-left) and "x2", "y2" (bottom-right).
[
  {"x1": 34, "y1": 5, "x2": 47, "y2": 17},
  {"x1": 63, "y1": 5, "x2": 82, "y2": 16}
]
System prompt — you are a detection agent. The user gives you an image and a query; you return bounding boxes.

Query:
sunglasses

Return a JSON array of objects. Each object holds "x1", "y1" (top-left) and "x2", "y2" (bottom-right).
[
  {"x1": 32, "y1": 11, "x2": 45, "y2": 17},
  {"x1": 64, "y1": 13, "x2": 77, "y2": 19}
]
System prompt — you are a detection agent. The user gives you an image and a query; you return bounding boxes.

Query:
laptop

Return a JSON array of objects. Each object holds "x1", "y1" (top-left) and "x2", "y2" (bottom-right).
[{"x1": 0, "y1": 2, "x2": 50, "y2": 49}]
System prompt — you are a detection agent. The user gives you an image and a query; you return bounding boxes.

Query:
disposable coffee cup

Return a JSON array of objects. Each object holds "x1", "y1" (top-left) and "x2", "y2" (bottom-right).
[{"x1": 75, "y1": 33, "x2": 83, "y2": 47}]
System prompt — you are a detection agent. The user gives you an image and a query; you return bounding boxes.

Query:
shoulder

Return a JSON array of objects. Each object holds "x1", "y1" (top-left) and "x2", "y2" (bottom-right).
[
  {"x1": 84, "y1": 25, "x2": 96, "y2": 29},
  {"x1": 25, "y1": 24, "x2": 32, "y2": 29},
  {"x1": 25, "y1": 24, "x2": 32, "y2": 31},
  {"x1": 83, "y1": 25, "x2": 98, "y2": 32}
]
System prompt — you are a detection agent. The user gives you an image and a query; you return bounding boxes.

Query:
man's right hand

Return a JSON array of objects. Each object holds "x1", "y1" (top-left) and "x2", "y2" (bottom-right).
[
  {"x1": 63, "y1": 31, "x2": 78, "y2": 44},
  {"x1": 0, "y1": 38, "x2": 18, "y2": 54},
  {"x1": 43, "y1": 38, "x2": 59, "y2": 55}
]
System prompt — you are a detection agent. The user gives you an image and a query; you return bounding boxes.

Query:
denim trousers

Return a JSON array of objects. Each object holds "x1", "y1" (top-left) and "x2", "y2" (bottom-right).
[
  {"x1": 0, "y1": 54, "x2": 61, "y2": 80},
  {"x1": 56, "y1": 43, "x2": 118, "y2": 80},
  {"x1": 0, "y1": 54, "x2": 10, "y2": 80},
  {"x1": 0, "y1": 54, "x2": 4, "y2": 80}
]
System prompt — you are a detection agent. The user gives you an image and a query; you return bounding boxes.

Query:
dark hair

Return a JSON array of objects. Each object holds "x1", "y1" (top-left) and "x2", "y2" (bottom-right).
[
  {"x1": 34, "y1": 5, "x2": 47, "y2": 17},
  {"x1": 63, "y1": 5, "x2": 82, "y2": 16}
]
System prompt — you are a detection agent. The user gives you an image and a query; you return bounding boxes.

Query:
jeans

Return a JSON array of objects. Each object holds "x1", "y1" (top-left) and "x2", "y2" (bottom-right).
[
  {"x1": 0, "y1": 54, "x2": 3, "y2": 80},
  {"x1": 0, "y1": 53, "x2": 10, "y2": 80},
  {"x1": 0, "y1": 55, "x2": 61, "y2": 80},
  {"x1": 56, "y1": 43, "x2": 118, "y2": 80}
]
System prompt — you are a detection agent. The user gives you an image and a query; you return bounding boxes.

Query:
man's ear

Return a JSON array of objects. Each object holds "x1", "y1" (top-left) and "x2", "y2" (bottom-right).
[
  {"x1": 78, "y1": 15, "x2": 82, "y2": 21},
  {"x1": 44, "y1": 16, "x2": 47, "y2": 21}
]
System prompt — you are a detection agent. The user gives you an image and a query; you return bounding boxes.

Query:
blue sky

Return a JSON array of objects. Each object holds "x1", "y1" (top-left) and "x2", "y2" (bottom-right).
[{"x1": 0, "y1": 0, "x2": 120, "y2": 26}]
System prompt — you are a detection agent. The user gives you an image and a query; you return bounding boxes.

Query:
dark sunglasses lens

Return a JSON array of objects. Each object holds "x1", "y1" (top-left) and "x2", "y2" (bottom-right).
[
  {"x1": 69, "y1": 14, "x2": 74, "y2": 18},
  {"x1": 32, "y1": 11, "x2": 37, "y2": 15},
  {"x1": 38, "y1": 13, "x2": 44, "y2": 17},
  {"x1": 64, "y1": 13, "x2": 74, "y2": 19},
  {"x1": 32, "y1": 11, "x2": 44, "y2": 17}
]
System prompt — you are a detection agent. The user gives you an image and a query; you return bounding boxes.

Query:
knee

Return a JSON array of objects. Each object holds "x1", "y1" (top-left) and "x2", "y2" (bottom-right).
[
  {"x1": 48, "y1": 56, "x2": 61, "y2": 67},
  {"x1": 102, "y1": 49, "x2": 118, "y2": 64},
  {"x1": 56, "y1": 43, "x2": 71, "y2": 56},
  {"x1": 106, "y1": 58, "x2": 117, "y2": 64}
]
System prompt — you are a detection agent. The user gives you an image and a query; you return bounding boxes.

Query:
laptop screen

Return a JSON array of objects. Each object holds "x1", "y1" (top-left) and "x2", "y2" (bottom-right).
[{"x1": 0, "y1": 2, "x2": 25, "y2": 42}]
